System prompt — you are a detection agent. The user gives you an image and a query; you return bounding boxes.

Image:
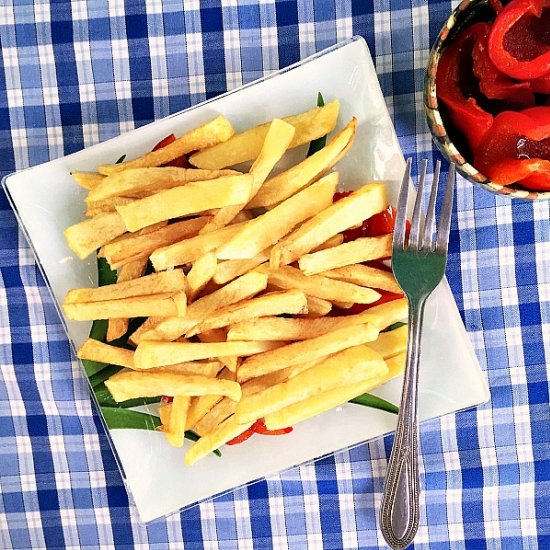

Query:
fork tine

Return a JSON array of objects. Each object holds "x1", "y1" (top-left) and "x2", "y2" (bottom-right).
[
  {"x1": 436, "y1": 163, "x2": 456, "y2": 252},
  {"x1": 393, "y1": 158, "x2": 412, "y2": 251},
  {"x1": 422, "y1": 160, "x2": 441, "y2": 250},
  {"x1": 408, "y1": 159, "x2": 428, "y2": 251}
]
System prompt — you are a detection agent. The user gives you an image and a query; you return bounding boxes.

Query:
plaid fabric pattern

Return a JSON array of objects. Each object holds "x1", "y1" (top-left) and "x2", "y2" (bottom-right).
[{"x1": 1, "y1": 1, "x2": 549, "y2": 548}]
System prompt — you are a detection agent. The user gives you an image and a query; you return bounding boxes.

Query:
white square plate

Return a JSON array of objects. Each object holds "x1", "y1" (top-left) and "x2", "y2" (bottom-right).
[{"x1": 3, "y1": 37, "x2": 489, "y2": 522}]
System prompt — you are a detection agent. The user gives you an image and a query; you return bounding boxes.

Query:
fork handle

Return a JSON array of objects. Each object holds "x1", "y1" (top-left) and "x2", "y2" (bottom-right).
[{"x1": 379, "y1": 298, "x2": 426, "y2": 549}]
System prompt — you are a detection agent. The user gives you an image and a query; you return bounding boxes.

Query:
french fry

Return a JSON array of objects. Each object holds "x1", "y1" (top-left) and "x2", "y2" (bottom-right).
[
  {"x1": 232, "y1": 210, "x2": 253, "y2": 223},
  {"x1": 98, "y1": 115, "x2": 235, "y2": 175},
  {"x1": 159, "y1": 402, "x2": 171, "y2": 431},
  {"x1": 368, "y1": 325, "x2": 408, "y2": 359},
  {"x1": 298, "y1": 234, "x2": 393, "y2": 276},
  {"x1": 197, "y1": 330, "x2": 239, "y2": 373},
  {"x1": 77, "y1": 338, "x2": 135, "y2": 368},
  {"x1": 217, "y1": 173, "x2": 338, "y2": 260},
  {"x1": 264, "y1": 363, "x2": 389, "y2": 431},
  {"x1": 237, "y1": 323, "x2": 379, "y2": 381},
  {"x1": 102, "y1": 217, "x2": 208, "y2": 269},
  {"x1": 65, "y1": 270, "x2": 186, "y2": 304},
  {"x1": 87, "y1": 167, "x2": 240, "y2": 202},
  {"x1": 71, "y1": 172, "x2": 105, "y2": 190},
  {"x1": 138, "y1": 271, "x2": 268, "y2": 341},
  {"x1": 236, "y1": 345, "x2": 387, "y2": 424},
  {"x1": 150, "y1": 221, "x2": 246, "y2": 271},
  {"x1": 248, "y1": 118, "x2": 356, "y2": 208},
  {"x1": 186, "y1": 368, "x2": 236, "y2": 429},
  {"x1": 105, "y1": 370, "x2": 242, "y2": 402},
  {"x1": 314, "y1": 233, "x2": 344, "y2": 251},
  {"x1": 150, "y1": 360, "x2": 223, "y2": 378},
  {"x1": 186, "y1": 253, "x2": 217, "y2": 302},
  {"x1": 227, "y1": 298, "x2": 407, "y2": 341},
  {"x1": 128, "y1": 316, "x2": 163, "y2": 346},
  {"x1": 64, "y1": 211, "x2": 127, "y2": 260},
  {"x1": 185, "y1": 415, "x2": 253, "y2": 466},
  {"x1": 107, "y1": 257, "x2": 149, "y2": 341},
  {"x1": 322, "y1": 264, "x2": 402, "y2": 294},
  {"x1": 165, "y1": 396, "x2": 191, "y2": 447},
  {"x1": 85, "y1": 196, "x2": 135, "y2": 217},
  {"x1": 189, "y1": 359, "x2": 308, "y2": 435},
  {"x1": 189, "y1": 100, "x2": 340, "y2": 169},
  {"x1": 116, "y1": 175, "x2": 253, "y2": 232},
  {"x1": 134, "y1": 340, "x2": 284, "y2": 369},
  {"x1": 305, "y1": 296, "x2": 332, "y2": 317},
  {"x1": 261, "y1": 265, "x2": 381, "y2": 304},
  {"x1": 240, "y1": 359, "x2": 318, "y2": 396},
  {"x1": 385, "y1": 351, "x2": 406, "y2": 380},
  {"x1": 213, "y1": 254, "x2": 269, "y2": 286},
  {"x1": 332, "y1": 301, "x2": 354, "y2": 309},
  {"x1": 270, "y1": 182, "x2": 388, "y2": 268},
  {"x1": 214, "y1": 233, "x2": 345, "y2": 288},
  {"x1": 188, "y1": 290, "x2": 308, "y2": 336},
  {"x1": 200, "y1": 119, "x2": 295, "y2": 233},
  {"x1": 192, "y1": 396, "x2": 238, "y2": 436},
  {"x1": 213, "y1": 232, "x2": 345, "y2": 286},
  {"x1": 63, "y1": 291, "x2": 186, "y2": 320}
]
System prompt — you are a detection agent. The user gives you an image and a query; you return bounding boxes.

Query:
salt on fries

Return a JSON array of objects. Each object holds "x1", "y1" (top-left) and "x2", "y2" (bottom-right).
[{"x1": 62, "y1": 105, "x2": 407, "y2": 465}]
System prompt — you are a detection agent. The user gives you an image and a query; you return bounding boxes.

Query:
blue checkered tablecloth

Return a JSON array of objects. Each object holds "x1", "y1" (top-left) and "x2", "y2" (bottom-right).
[{"x1": 1, "y1": 1, "x2": 549, "y2": 548}]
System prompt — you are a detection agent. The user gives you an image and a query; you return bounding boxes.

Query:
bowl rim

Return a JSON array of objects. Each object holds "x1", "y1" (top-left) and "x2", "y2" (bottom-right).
[{"x1": 424, "y1": 0, "x2": 550, "y2": 201}]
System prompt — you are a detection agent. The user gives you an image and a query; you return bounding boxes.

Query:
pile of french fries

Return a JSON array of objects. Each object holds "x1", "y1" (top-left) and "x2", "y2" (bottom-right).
[{"x1": 63, "y1": 100, "x2": 408, "y2": 466}]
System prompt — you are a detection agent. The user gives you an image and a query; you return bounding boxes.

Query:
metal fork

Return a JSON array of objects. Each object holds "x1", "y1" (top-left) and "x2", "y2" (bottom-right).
[{"x1": 379, "y1": 159, "x2": 455, "y2": 550}]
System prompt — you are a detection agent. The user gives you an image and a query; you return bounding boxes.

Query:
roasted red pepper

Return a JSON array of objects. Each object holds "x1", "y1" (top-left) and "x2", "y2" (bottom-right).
[
  {"x1": 226, "y1": 418, "x2": 293, "y2": 445},
  {"x1": 489, "y1": 0, "x2": 504, "y2": 14},
  {"x1": 437, "y1": 23, "x2": 494, "y2": 151},
  {"x1": 474, "y1": 106, "x2": 550, "y2": 190},
  {"x1": 472, "y1": 25, "x2": 535, "y2": 108},
  {"x1": 529, "y1": 73, "x2": 550, "y2": 94},
  {"x1": 488, "y1": 0, "x2": 550, "y2": 80}
]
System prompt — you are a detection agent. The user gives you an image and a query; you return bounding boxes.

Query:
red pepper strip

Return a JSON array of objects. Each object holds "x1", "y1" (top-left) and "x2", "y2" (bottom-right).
[
  {"x1": 437, "y1": 23, "x2": 494, "y2": 151},
  {"x1": 226, "y1": 423, "x2": 257, "y2": 445},
  {"x1": 253, "y1": 418, "x2": 293, "y2": 436},
  {"x1": 152, "y1": 134, "x2": 176, "y2": 150},
  {"x1": 488, "y1": 0, "x2": 550, "y2": 80},
  {"x1": 226, "y1": 418, "x2": 293, "y2": 445},
  {"x1": 472, "y1": 26, "x2": 535, "y2": 108},
  {"x1": 364, "y1": 206, "x2": 397, "y2": 237},
  {"x1": 152, "y1": 133, "x2": 189, "y2": 167},
  {"x1": 474, "y1": 107, "x2": 550, "y2": 189}
]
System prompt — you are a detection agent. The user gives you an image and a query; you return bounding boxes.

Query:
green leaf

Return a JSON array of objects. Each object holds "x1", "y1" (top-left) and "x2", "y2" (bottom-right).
[
  {"x1": 384, "y1": 321, "x2": 407, "y2": 332},
  {"x1": 100, "y1": 407, "x2": 161, "y2": 430},
  {"x1": 98, "y1": 256, "x2": 118, "y2": 286},
  {"x1": 89, "y1": 364, "x2": 123, "y2": 388},
  {"x1": 116, "y1": 154, "x2": 127, "y2": 164},
  {"x1": 349, "y1": 393, "x2": 399, "y2": 414},
  {"x1": 306, "y1": 92, "x2": 327, "y2": 157},
  {"x1": 81, "y1": 354, "x2": 107, "y2": 378}
]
